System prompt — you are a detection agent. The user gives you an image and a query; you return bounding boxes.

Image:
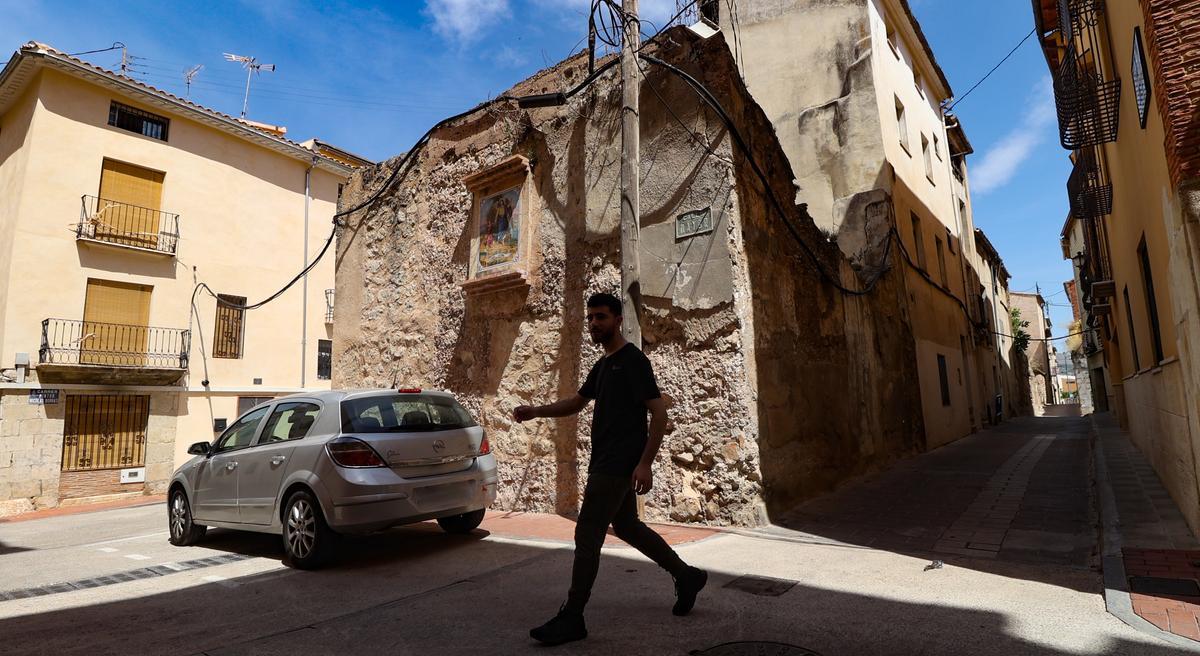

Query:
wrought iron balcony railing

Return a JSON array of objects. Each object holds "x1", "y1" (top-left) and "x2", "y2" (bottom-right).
[
  {"x1": 1052, "y1": 0, "x2": 1121, "y2": 149},
  {"x1": 75, "y1": 195, "x2": 180, "y2": 255},
  {"x1": 40, "y1": 318, "x2": 190, "y2": 369},
  {"x1": 1067, "y1": 146, "x2": 1112, "y2": 220}
]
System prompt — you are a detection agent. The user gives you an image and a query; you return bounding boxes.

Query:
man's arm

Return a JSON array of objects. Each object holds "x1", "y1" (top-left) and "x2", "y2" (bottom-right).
[
  {"x1": 632, "y1": 396, "x2": 667, "y2": 494},
  {"x1": 513, "y1": 394, "x2": 590, "y2": 422}
]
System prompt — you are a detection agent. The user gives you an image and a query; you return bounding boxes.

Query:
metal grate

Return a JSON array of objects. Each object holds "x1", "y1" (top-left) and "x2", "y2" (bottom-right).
[
  {"x1": 723, "y1": 575, "x2": 798, "y2": 597},
  {"x1": 1054, "y1": 56, "x2": 1121, "y2": 149},
  {"x1": 1052, "y1": 0, "x2": 1121, "y2": 149},
  {"x1": 40, "y1": 318, "x2": 190, "y2": 369},
  {"x1": 75, "y1": 195, "x2": 180, "y2": 254},
  {"x1": 214, "y1": 295, "x2": 246, "y2": 359},
  {"x1": 61, "y1": 394, "x2": 150, "y2": 472},
  {"x1": 691, "y1": 643, "x2": 822, "y2": 656},
  {"x1": 108, "y1": 101, "x2": 169, "y2": 141},
  {"x1": 1067, "y1": 146, "x2": 1113, "y2": 220}
]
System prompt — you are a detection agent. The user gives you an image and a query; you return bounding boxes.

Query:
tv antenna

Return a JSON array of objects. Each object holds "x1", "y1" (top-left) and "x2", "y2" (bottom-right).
[
  {"x1": 183, "y1": 64, "x2": 203, "y2": 99},
  {"x1": 223, "y1": 53, "x2": 275, "y2": 118}
]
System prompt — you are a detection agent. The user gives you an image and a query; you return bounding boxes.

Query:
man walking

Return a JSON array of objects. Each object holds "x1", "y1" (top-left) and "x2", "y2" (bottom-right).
[{"x1": 514, "y1": 292, "x2": 708, "y2": 646}]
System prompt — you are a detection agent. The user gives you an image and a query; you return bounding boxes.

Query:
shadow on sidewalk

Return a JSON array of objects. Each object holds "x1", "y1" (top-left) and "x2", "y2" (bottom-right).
[{"x1": 0, "y1": 536, "x2": 1184, "y2": 656}]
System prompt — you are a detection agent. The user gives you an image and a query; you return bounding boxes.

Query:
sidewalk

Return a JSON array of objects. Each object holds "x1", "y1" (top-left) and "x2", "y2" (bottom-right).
[
  {"x1": 0, "y1": 494, "x2": 166, "y2": 524},
  {"x1": 1094, "y1": 411, "x2": 1200, "y2": 648}
]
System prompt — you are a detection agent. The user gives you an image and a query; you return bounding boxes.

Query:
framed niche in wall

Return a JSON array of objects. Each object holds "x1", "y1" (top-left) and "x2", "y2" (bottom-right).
[{"x1": 459, "y1": 155, "x2": 534, "y2": 295}]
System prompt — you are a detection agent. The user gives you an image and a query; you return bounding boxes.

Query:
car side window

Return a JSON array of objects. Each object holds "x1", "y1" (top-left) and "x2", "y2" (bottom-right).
[
  {"x1": 214, "y1": 406, "x2": 269, "y2": 453},
  {"x1": 258, "y1": 402, "x2": 321, "y2": 444}
]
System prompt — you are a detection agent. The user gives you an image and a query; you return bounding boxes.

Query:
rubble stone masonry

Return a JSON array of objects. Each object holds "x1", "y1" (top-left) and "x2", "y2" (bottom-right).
[{"x1": 335, "y1": 32, "x2": 926, "y2": 526}]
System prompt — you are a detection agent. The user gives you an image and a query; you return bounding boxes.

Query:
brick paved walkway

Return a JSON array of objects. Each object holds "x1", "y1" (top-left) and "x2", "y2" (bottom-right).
[
  {"x1": 776, "y1": 411, "x2": 1096, "y2": 568},
  {"x1": 1096, "y1": 412, "x2": 1200, "y2": 643}
]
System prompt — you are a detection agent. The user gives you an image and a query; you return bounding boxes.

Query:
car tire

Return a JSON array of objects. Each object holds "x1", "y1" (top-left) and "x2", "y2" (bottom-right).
[
  {"x1": 436, "y1": 508, "x2": 486, "y2": 534},
  {"x1": 282, "y1": 490, "x2": 335, "y2": 569},
  {"x1": 168, "y1": 488, "x2": 207, "y2": 546}
]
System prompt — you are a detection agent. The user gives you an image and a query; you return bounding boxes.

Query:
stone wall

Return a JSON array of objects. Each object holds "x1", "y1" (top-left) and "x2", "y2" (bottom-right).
[
  {"x1": 0, "y1": 387, "x2": 179, "y2": 516},
  {"x1": 0, "y1": 390, "x2": 66, "y2": 516},
  {"x1": 335, "y1": 31, "x2": 925, "y2": 526}
]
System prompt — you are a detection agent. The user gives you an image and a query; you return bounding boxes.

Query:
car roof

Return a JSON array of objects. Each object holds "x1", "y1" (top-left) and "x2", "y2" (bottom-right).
[{"x1": 269, "y1": 389, "x2": 456, "y2": 404}]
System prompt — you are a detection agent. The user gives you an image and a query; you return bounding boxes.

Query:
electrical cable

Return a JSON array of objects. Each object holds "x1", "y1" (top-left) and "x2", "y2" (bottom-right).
[
  {"x1": 193, "y1": 52, "x2": 623, "y2": 314},
  {"x1": 67, "y1": 42, "x2": 125, "y2": 56},
  {"x1": 945, "y1": 28, "x2": 1036, "y2": 111}
]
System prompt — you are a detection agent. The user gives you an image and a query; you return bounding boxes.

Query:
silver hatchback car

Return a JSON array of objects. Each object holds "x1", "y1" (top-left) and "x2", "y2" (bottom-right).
[{"x1": 167, "y1": 389, "x2": 498, "y2": 568}]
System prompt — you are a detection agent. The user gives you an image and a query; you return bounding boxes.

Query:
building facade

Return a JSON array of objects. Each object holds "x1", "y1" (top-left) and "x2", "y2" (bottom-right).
[
  {"x1": 1033, "y1": 0, "x2": 1200, "y2": 532},
  {"x1": 1011, "y1": 291, "x2": 1055, "y2": 414},
  {"x1": 715, "y1": 0, "x2": 1023, "y2": 447},
  {"x1": 0, "y1": 42, "x2": 354, "y2": 515}
]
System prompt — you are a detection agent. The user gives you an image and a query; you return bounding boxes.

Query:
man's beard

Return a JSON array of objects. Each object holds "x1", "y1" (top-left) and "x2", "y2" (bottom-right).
[{"x1": 590, "y1": 326, "x2": 615, "y2": 344}]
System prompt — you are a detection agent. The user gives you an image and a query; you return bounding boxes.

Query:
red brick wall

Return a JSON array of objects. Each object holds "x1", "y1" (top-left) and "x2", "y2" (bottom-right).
[
  {"x1": 1065, "y1": 280, "x2": 1080, "y2": 322},
  {"x1": 58, "y1": 470, "x2": 144, "y2": 499},
  {"x1": 1140, "y1": 0, "x2": 1200, "y2": 186}
]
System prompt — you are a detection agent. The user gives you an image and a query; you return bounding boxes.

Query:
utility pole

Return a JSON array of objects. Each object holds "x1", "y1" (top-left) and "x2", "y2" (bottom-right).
[{"x1": 620, "y1": 0, "x2": 643, "y2": 348}]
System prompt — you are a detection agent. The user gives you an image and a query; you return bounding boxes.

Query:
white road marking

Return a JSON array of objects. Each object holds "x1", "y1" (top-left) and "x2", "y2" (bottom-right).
[
  {"x1": 159, "y1": 562, "x2": 186, "y2": 571},
  {"x1": 96, "y1": 547, "x2": 119, "y2": 553},
  {"x1": 82, "y1": 531, "x2": 168, "y2": 548},
  {"x1": 124, "y1": 554, "x2": 151, "y2": 561}
]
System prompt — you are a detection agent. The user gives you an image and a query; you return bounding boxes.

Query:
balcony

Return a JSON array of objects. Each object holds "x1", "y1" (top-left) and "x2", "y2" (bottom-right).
[
  {"x1": 38, "y1": 318, "x2": 190, "y2": 385},
  {"x1": 1067, "y1": 147, "x2": 1112, "y2": 219},
  {"x1": 1052, "y1": 0, "x2": 1121, "y2": 149},
  {"x1": 74, "y1": 195, "x2": 180, "y2": 255}
]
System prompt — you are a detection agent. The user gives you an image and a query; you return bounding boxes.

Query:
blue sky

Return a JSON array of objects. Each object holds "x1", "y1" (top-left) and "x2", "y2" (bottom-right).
[{"x1": 0, "y1": 0, "x2": 1075, "y2": 337}]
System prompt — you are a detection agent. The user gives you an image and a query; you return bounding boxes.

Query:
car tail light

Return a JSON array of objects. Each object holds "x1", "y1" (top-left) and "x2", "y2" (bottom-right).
[
  {"x1": 478, "y1": 433, "x2": 491, "y2": 456},
  {"x1": 327, "y1": 437, "x2": 386, "y2": 467},
  {"x1": 397, "y1": 388, "x2": 422, "y2": 393}
]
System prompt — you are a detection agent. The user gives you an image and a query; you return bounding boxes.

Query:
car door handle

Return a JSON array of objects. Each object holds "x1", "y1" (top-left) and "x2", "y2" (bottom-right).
[
  {"x1": 225, "y1": 462, "x2": 238, "y2": 471},
  {"x1": 270, "y1": 455, "x2": 286, "y2": 465}
]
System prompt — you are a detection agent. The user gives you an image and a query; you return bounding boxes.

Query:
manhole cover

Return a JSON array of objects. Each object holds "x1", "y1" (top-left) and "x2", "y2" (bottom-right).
[
  {"x1": 723, "y1": 575, "x2": 798, "y2": 597},
  {"x1": 1129, "y1": 576, "x2": 1200, "y2": 596},
  {"x1": 690, "y1": 642, "x2": 822, "y2": 656}
]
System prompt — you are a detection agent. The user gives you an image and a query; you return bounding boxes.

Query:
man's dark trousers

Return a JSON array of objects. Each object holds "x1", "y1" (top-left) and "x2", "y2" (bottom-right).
[{"x1": 565, "y1": 472, "x2": 689, "y2": 613}]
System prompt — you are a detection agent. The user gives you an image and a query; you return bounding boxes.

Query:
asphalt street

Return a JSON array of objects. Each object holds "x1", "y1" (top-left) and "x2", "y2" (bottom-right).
[{"x1": 0, "y1": 415, "x2": 1193, "y2": 655}]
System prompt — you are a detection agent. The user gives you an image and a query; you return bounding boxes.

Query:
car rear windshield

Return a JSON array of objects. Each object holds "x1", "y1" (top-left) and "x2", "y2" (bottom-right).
[{"x1": 340, "y1": 394, "x2": 478, "y2": 433}]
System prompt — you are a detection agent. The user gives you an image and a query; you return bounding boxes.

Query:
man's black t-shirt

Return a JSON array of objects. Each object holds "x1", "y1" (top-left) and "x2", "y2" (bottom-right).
[{"x1": 578, "y1": 343, "x2": 661, "y2": 476}]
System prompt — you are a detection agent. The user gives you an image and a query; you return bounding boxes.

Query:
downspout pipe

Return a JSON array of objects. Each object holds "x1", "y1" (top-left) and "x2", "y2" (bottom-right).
[{"x1": 302, "y1": 157, "x2": 314, "y2": 388}]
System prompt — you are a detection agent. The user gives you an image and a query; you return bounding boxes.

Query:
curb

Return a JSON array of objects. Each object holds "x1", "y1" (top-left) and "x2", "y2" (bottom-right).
[
  {"x1": 1090, "y1": 415, "x2": 1200, "y2": 651},
  {"x1": 0, "y1": 494, "x2": 165, "y2": 524}
]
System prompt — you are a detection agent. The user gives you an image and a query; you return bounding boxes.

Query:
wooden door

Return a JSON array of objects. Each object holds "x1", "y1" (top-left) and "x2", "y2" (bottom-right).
[
  {"x1": 81, "y1": 279, "x2": 152, "y2": 366},
  {"x1": 97, "y1": 159, "x2": 164, "y2": 249}
]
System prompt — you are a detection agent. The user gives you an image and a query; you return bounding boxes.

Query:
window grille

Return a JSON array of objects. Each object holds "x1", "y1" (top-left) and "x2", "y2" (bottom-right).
[{"x1": 108, "y1": 102, "x2": 169, "y2": 141}]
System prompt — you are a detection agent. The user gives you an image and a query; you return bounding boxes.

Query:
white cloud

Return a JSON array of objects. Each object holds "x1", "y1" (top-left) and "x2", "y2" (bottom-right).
[
  {"x1": 971, "y1": 77, "x2": 1056, "y2": 195},
  {"x1": 426, "y1": 0, "x2": 511, "y2": 44}
]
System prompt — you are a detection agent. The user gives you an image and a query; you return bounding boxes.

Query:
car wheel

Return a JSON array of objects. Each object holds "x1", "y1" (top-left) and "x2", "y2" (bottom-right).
[
  {"x1": 282, "y1": 490, "x2": 335, "y2": 569},
  {"x1": 436, "y1": 508, "x2": 486, "y2": 534},
  {"x1": 168, "y1": 488, "x2": 207, "y2": 546}
]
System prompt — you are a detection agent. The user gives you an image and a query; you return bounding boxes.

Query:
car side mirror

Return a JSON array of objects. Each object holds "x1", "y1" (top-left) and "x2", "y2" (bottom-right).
[{"x1": 187, "y1": 441, "x2": 211, "y2": 456}]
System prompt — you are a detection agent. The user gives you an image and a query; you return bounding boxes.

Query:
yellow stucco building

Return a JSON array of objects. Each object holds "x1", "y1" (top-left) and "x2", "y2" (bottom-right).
[
  {"x1": 1036, "y1": 0, "x2": 1200, "y2": 533},
  {"x1": 0, "y1": 42, "x2": 356, "y2": 515}
]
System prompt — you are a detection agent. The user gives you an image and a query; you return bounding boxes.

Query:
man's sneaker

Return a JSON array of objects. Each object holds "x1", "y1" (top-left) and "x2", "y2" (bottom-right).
[
  {"x1": 530, "y1": 606, "x2": 587, "y2": 645},
  {"x1": 673, "y1": 566, "x2": 708, "y2": 616}
]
